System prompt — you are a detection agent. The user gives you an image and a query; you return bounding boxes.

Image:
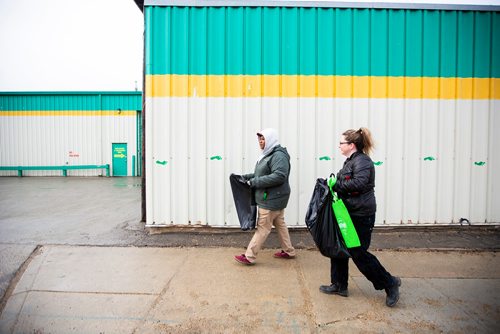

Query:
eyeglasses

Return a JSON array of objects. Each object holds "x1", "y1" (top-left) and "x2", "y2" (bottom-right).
[{"x1": 339, "y1": 141, "x2": 351, "y2": 145}]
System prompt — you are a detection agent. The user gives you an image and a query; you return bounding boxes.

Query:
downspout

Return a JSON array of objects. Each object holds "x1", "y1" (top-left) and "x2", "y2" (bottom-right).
[{"x1": 136, "y1": 108, "x2": 141, "y2": 177}]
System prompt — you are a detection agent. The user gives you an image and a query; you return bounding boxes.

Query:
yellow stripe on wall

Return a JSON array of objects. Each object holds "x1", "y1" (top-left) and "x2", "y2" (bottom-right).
[
  {"x1": 0, "y1": 110, "x2": 138, "y2": 116},
  {"x1": 146, "y1": 75, "x2": 500, "y2": 99}
]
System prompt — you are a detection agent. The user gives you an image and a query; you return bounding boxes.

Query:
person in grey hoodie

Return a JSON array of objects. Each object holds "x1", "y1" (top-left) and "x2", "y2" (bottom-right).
[{"x1": 234, "y1": 128, "x2": 296, "y2": 265}]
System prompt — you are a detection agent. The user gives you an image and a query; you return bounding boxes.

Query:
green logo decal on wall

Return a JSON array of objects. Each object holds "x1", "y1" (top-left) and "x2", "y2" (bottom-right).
[
  {"x1": 210, "y1": 156, "x2": 222, "y2": 160},
  {"x1": 373, "y1": 161, "x2": 383, "y2": 166},
  {"x1": 319, "y1": 156, "x2": 331, "y2": 161},
  {"x1": 474, "y1": 161, "x2": 486, "y2": 166},
  {"x1": 424, "y1": 157, "x2": 436, "y2": 161},
  {"x1": 156, "y1": 160, "x2": 167, "y2": 165}
]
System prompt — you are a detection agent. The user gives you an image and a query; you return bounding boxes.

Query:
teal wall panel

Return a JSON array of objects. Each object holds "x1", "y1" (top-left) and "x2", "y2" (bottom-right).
[
  {"x1": 458, "y1": 11, "x2": 475, "y2": 78},
  {"x1": 387, "y1": 9, "x2": 406, "y2": 77},
  {"x1": 335, "y1": 8, "x2": 353, "y2": 76},
  {"x1": 208, "y1": 7, "x2": 225, "y2": 75},
  {"x1": 317, "y1": 8, "x2": 335, "y2": 75},
  {"x1": 423, "y1": 11, "x2": 440, "y2": 77},
  {"x1": 262, "y1": 7, "x2": 280, "y2": 75},
  {"x1": 493, "y1": 12, "x2": 500, "y2": 78},
  {"x1": 145, "y1": 6, "x2": 500, "y2": 78},
  {"x1": 145, "y1": 6, "x2": 170, "y2": 75},
  {"x1": 171, "y1": 7, "x2": 189, "y2": 75},
  {"x1": 370, "y1": 9, "x2": 388, "y2": 76},
  {"x1": 189, "y1": 7, "x2": 207, "y2": 75},
  {"x1": 353, "y1": 9, "x2": 370, "y2": 76},
  {"x1": 282, "y1": 7, "x2": 299, "y2": 75},
  {"x1": 474, "y1": 11, "x2": 493, "y2": 78},
  {"x1": 300, "y1": 8, "x2": 317, "y2": 75},
  {"x1": 227, "y1": 7, "x2": 244, "y2": 74},
  {"x1": 245, "y1": 7, "x2": 262, "y2": 75},
  {"x1": 441, "y1": 11, "x2": 458, "y2": 77}
]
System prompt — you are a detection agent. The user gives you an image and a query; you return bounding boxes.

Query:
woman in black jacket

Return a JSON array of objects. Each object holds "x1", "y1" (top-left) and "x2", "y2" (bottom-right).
[{"x1": 319, "y1": 127, "x2": 401, "y2": 307}]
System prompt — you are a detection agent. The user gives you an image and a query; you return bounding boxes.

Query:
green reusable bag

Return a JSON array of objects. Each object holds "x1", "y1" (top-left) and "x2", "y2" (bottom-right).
[{"x1": 328, "y1": 176, "x2": 361, "y2": 248}]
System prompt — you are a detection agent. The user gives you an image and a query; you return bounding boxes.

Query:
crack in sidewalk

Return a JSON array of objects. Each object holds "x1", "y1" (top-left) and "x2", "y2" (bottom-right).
[
  {"x1": 131, "y1": 249, "x2": 191, "y2": 333},
  {"x1": 292, "y1": 259, "x2": 317, "y2": 332}
]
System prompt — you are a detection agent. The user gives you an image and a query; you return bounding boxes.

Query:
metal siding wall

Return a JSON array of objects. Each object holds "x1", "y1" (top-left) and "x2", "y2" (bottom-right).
[
  {"x1": 145, "y1": 6, "x2": 500, "y2": 226},
  {"x1": 147, "y1": 97, "x2": 500, "y2": 227},
  {"x1": 489, "y1": 99, "x2": 500, "y2": 222},
  {"x1": 0, "y1": 93, "x2": 141, "y2": 177}
]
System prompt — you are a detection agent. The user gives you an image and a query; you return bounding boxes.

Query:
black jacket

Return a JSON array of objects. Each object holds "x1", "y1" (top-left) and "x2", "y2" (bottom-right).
[{"x1": 334, "y1": 151, "x2": 376, "y2": 217}]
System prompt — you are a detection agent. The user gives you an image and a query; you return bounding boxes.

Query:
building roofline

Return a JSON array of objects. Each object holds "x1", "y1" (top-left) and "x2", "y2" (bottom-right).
[{"x1": 143, "y1": 0, "x2": 500, "y2": 11}]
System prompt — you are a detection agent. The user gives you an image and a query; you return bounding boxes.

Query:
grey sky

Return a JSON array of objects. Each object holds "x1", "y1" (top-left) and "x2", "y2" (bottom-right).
[
  {"x1": 0, "y1": 0, "x2": 143, "y2": 92},
  {"x1": 1, "y1": 0, "x2": 499, "y2": 92}
]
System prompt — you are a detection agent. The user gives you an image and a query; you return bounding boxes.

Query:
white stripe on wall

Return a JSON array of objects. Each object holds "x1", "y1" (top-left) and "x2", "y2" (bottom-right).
[
  {"x1": 146, "y1": 97, "x2": 500, "y2": 226},
  {"x1": 0, "y1": 116, "x2": 137, "y2": 176}
]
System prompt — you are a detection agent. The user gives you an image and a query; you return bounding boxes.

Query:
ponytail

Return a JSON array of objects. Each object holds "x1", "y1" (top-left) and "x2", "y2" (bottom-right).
[{"x1": 343, "y1": 127, "x2": 375, "y2": 155}]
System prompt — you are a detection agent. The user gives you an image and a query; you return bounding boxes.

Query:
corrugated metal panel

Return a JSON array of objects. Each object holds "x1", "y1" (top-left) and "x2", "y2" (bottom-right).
[
  {"x1": 145, "y1": 6, "x2": 500, "y2": 226},
  {"x1": 145, "y1": 7, "x2": 499, "y2": 79},
  {"x1": 0, "y1": 92, "x2": 142, "y2": 177}
]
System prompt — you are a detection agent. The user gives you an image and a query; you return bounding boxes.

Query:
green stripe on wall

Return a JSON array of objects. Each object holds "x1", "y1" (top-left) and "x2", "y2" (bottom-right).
[
  {"x1": 145, "y1": 7, "x2": 500, "y2": 78},
  {"x1": 0, "y1": 92, "x2": 142, "y2": 111},
  {"x1": 0, "y1": 110, "x2": 138, "y2": 116}
]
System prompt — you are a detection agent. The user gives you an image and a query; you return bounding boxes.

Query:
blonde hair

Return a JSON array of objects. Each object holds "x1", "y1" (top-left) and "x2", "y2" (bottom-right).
[{"x1": 343, "y1": 127, "x2": 375, "y2": 156}]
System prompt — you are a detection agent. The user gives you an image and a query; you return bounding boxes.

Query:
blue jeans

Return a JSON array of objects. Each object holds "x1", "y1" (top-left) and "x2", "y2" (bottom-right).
[{"x1": 330, "y1": 214, "x2": 394, "y2": 290}]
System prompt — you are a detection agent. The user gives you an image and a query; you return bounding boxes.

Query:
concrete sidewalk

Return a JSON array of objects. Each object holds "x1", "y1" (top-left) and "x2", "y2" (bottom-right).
[
  {"x1": 1, "y1": 177, "x2": 499, "y2": 333},
  {"x1": 1, "y1": 246, "x2": 499, "y2": 333}
]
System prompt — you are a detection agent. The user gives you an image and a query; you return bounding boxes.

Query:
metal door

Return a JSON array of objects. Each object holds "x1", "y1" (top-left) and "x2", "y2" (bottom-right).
[{"x1": 112, "y1": 143, "x2": 128, "y2": 176}]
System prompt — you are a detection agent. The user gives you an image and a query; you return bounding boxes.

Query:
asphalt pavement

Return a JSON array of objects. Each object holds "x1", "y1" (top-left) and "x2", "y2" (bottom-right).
[{"x1": 0, "y1": 177, "x2": 499, "y2": 333}]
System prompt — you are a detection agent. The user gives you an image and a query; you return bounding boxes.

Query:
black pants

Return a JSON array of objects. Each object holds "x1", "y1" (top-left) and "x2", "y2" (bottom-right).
[{"x1": 330, "y1": 214, "x2": 394, "y2": 290}]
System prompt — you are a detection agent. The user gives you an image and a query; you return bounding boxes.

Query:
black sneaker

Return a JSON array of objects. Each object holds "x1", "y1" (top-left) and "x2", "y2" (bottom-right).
[
  {"x1": 319, "y1": 283, "x2": 348, "y2": 297},
  {"x1": 385, "y1": 276, "x2": 401, "y2": 307}
]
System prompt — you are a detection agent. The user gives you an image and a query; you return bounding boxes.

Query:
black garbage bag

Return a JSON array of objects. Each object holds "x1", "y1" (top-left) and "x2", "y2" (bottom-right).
[
  {"x1": 229, "y1": 174, "x2": 257, "y2": 231},
  {"x1": 305, "y1": 178, "x2": 350, "y2": 259}
]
